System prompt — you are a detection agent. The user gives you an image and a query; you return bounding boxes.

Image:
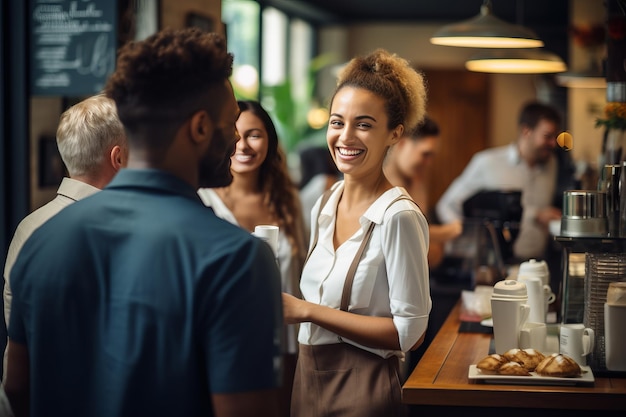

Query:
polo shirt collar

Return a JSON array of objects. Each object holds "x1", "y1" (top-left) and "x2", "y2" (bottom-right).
[{"x1": 107, "y1": 169, "x2": 201, "y2": 202}]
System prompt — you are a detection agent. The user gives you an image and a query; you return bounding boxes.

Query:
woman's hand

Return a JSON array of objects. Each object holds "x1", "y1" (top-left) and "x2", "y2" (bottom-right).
[
  {"x1": 282, "y1": 292, "x2": 309, "y2": 325},
  {"x1": 282, "y1": 292, "x2": 403, "y2": 350}
]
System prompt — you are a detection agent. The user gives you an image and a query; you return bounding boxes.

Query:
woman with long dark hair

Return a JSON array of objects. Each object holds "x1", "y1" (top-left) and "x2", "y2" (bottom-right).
[{"x1": 198, "y1": 100, "x2": 307, "y2": 416}]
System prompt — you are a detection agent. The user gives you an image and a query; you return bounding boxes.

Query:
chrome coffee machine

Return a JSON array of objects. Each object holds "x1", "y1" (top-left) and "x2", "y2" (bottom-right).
[{"x1": 556, "y1": 183, "x2": 626, "y2": 374}]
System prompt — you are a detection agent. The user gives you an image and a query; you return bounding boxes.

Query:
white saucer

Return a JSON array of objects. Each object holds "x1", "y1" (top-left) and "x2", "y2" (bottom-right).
[{"x1": 480, "y1": 318, "x2": 493, "y2": 327}]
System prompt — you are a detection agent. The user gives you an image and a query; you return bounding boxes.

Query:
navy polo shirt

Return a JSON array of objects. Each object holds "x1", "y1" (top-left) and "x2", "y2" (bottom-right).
[{"x1": 9, "y1": 169, "x2": 283, "y2": 416}]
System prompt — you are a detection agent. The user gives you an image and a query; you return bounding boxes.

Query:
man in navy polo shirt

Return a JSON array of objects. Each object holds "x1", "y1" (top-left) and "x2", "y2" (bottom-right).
[{"x1": 4, "y1": 28, "x2": 283, "y2": 417}]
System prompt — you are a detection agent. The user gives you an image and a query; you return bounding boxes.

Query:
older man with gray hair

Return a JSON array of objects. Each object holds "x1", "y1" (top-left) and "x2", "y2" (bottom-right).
[{"x1": 2, "y1": 93, "x2": 127, "y2": 377}]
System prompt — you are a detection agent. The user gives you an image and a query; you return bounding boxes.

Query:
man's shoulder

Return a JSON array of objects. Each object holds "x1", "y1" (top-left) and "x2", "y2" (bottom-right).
[
  {"x1": 13, "y1": 196, "x2": 68, "y2": 238},
  {"x1": 474, "y1": 144, "x2": 511, "y2": 159}
]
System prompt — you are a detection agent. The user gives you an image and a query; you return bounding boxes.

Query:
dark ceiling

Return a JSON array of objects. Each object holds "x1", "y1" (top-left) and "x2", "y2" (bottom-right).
[
  {"x1": 260, "y1": 0, "x2": 574, "y2": 61},
  {"x1": 260, "y1": 0, "x2": 571, "y2": 26}
]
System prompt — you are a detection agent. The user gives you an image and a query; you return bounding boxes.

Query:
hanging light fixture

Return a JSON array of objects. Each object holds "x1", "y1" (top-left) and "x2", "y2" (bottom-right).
[
  {"x1": 430, "y1": 0, "x2": 544, "y2": 48},
  {"x1": 465, "y1": 49, "x2": 567, "y2": 74}
]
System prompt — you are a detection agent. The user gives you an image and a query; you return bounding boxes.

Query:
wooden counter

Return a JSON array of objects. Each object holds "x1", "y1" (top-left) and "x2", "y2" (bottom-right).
[{"x1": 402, "y1": 300, "x2": 626, "y2": 411}]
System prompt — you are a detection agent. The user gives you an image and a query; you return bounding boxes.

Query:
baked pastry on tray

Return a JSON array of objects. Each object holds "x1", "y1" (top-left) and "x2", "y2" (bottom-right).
[
  {"x1": 497, "y1": 361, "x2": 531, "y2": 376},
  {"x1": 502, "y1": 348, "x2": 546, "y2": 371},
  {"x1": 535, "y1": 353, "x2": 582, "y2": 377},
  {"x1": 476, "y1": 353, "x2": 509, "y2": 374}
]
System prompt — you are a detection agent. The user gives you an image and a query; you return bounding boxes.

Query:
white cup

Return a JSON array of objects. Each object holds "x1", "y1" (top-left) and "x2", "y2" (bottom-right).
[
  {"x1": 253, "y1": 225, "x2": 279, "y2": 257},
  {"x1": 543, "y1": 285, "x2": 556, "y2": 318},
  {"x1": 605, "y1": 303, "x2": 626, "y2": 371},
  {"x1": 519, "y1": 322, "x2": 547, "y2": 352},
  {"x1": 559, "y1": 323, "x2": 594, "y2": 366}
]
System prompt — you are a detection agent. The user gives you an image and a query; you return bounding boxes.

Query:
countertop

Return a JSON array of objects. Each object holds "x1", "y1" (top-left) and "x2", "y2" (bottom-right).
[{"x1": 402, "y1": 299, "x2": 626, "y2": 412}]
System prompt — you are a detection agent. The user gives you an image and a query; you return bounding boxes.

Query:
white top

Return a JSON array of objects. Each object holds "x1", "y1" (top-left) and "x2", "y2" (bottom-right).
[
  {"x1": 435, "y1": 144, "x2": 557, "y2": 260},
  {"x1": 197, "y1": 188, "x2": 299, "y2": 354},
  {"x1": 299, "y1": 181, "x2": 431, "y2": 359}
]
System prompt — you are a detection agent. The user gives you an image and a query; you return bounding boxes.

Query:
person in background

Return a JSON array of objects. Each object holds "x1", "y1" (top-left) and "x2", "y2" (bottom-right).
[
  {"x1": 3, "y1": 28, "x2": 282, "y2": 417},
  {"x1": 283, "y1": 49, "x2": 431, "y2": 417},
  {"x1": 2, "y1": 93, "x2": 128, "y2": 379},
  {"x1": 297, "y1": 145, "x2": 342, "y2": 235},
  {"x1": 198, "y1": 99, "x2": 307, "y2": 417},
  {"x1": 436, "y1": 101, "x2": 570, "y2": 263},
  {"x1": 384, "y1": 115, "x2": 462, "y2": 268}
]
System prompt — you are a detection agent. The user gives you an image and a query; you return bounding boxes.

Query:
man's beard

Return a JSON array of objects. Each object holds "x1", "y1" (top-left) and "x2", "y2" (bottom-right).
[{"x1": 198, "y1": 129, "x2": 235, "y2": 188}]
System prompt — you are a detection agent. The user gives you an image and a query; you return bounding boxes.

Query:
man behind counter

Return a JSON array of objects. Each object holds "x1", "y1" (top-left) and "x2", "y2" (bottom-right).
[{"x1": 436, "y1": 101, "x2": 576, "y2": 265}]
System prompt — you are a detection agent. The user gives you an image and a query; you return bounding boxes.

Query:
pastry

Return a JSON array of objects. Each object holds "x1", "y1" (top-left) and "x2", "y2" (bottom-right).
[
  {"x1": 502, "y1": 348, "x2": 546, "y2": 371},
  {"x1": 535, "y1": 353, "x2": 582, "y2": 377},
  {"x1": 498, "y1": 361, "x2": 531, "y2": 376},
  {"x1": 476, "y1": 353, "x2": 508, "y2": 374}
]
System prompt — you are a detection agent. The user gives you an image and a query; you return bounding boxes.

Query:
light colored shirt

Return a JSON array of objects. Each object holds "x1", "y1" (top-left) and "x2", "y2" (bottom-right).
[
  {"x1": 435, "y1": 143, "x2": 557, "y2": 260},
  {"x1": 3, "y1": 177, "x2": 100, "y2": 326},
  {"x1": 2, "y1": 177, "x2": 99, "y2": 381},
  {"x1": 299, "y1": 181, "x2": 431, "y2": 359}
]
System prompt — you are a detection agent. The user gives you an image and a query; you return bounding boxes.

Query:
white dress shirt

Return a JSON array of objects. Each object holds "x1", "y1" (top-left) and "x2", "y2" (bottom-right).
[
  {"x1": 299, "y1": 181, "x2": 431, "y2": 359},
  {"x1": 435, "y1": 143, "x2": 557, "y2": 260}
]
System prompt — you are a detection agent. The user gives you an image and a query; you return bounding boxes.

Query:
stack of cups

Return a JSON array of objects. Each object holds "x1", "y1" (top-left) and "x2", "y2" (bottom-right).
[
  {"x1": 605, "y1": 281, "x2": 626, "y2": 371},
  {"x1": 491, "y1": 280, "x2": 530, "y2": 354}
]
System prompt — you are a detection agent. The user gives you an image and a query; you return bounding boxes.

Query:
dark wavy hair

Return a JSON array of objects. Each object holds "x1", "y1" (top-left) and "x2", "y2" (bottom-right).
[
  {"x1": 105, "y1": 28, "x2": 233, "y2": 152},
  {"x1": 518, "y1": 101, "x2": 561, "y2": 130},
  {"x1": 238, "y1": 100, "x2": 307, "y2": 271}
]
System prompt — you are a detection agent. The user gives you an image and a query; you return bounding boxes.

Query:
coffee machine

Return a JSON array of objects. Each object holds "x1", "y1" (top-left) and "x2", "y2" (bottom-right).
[{"x1": 556, "y1": 180, "x2": 626, "y2": 374}]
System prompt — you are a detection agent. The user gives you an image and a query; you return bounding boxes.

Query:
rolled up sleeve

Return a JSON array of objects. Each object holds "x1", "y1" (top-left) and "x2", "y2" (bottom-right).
[{"x1": 382, "y1": 208, "x2": 432, "y2": 352}]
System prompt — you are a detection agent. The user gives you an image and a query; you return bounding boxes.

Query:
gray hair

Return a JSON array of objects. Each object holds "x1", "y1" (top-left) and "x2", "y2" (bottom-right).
[{"x1": 56, "y1": 94, "x2": 126, "y2": 176}]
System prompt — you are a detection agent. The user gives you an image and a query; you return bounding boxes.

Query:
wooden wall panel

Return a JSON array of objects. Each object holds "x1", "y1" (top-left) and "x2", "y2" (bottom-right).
[{"x1": 420, "y1": 69, "x2": 490, "y2": 219}]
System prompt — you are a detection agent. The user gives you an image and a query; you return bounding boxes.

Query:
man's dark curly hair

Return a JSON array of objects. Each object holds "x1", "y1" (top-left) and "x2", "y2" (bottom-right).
[{"x1": 105, "y1": 28, "x2": 233, "y2": 150}]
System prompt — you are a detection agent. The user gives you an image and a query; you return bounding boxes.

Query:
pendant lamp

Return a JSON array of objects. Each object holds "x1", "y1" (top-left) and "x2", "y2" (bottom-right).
[
  {"x1": 430, "y1": 0, "x2": 544, "y2": 48},
  {"x1": 465, "y1": 49, "x2": 567, "y2": 74}
]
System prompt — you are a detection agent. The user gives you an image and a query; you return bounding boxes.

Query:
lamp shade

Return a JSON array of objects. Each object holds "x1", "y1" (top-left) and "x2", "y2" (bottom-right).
[
  {"x1": 465, "y1": 49, "x2": 567, "y2": 74},
  {"x1": 430, "y1": 1, "x2": 544, "y2": 48}
]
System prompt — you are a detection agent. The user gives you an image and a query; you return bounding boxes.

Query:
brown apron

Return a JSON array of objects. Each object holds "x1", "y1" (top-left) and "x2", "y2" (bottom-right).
[{"x1": 291, "y1": 191, "x2": 412, "y2": 417}]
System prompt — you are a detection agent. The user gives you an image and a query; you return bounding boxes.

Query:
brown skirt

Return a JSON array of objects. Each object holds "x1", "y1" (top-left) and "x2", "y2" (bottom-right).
[{"x1": 291, "y1": 343, "x2": 407, "y2": 417}]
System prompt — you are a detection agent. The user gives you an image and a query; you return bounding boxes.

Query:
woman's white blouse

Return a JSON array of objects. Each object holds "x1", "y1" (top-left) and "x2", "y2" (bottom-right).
[{"x1": 299, "y1": 181, "x2": 431, "y2": 359}]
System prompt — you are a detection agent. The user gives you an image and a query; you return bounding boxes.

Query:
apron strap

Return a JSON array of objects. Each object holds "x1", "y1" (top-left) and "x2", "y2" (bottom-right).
[{"x1": 340, "y1": 195, "x2": 415, "y2": 311}]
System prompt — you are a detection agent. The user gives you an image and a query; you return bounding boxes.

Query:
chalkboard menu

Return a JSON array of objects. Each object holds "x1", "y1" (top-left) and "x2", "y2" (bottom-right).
[{"x1": 30, "y1": 0, "x2": 117, "y2": 96}]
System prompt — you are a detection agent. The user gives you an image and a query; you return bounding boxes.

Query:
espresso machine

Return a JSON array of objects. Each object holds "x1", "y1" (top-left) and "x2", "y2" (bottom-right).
[{"x1": 556, "y1": 172, "x2": 626, "y2": 374}]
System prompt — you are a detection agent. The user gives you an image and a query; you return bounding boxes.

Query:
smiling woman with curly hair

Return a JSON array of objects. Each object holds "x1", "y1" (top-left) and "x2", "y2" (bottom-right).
[{"x1": 283, "y1": 49, "x2": 430, "y2": 417}]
